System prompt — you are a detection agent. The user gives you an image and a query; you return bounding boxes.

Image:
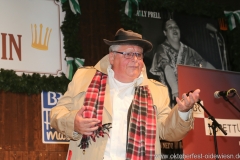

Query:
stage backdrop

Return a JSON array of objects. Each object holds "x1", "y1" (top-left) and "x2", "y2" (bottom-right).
[
  {"x1": 137, "y1": 9, "x2": 224, "y2": 159},
  {"x1": 0, "y1": 0, "x2": 66, "y2": 76},
  {"x1": 178, "y1": 65, "x2": 240, "y2": 159}
]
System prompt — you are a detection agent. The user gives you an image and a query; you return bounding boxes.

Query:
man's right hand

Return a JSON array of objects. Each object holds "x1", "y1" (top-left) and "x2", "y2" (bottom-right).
[{"x1": 74, "y1": 106, "x2": 100, "y2": 135}]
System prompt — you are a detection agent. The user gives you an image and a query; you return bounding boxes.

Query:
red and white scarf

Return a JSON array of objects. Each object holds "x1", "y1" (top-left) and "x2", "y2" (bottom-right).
[
  {"x1": 79, "y1": 71, "x2": 156, "y2": 159},
  {"x1": 126, "y1": 86, "x2": 156, "y2": 160}
]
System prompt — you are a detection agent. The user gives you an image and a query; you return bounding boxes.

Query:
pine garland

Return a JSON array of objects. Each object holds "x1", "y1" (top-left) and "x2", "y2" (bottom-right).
[
  {"x1": 61, "y1": 1, "x2": 82, "y2": 58},
  {"x1": 0, "y1": 69, "x2": 69, "y2": 95}
]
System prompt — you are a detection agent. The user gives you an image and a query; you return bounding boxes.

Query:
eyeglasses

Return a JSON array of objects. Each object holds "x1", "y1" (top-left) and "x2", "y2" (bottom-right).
[{"x1": 113, "y1": 51, "x2": 144, "y2": 60}]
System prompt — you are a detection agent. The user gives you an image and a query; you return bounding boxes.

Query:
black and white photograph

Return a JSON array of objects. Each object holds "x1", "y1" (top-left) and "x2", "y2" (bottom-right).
[
  {"x1": 138, "y1": 10, "x2": 226, "y2": 160},
  {"x1": 140, "y1": 11, "x2": 224, "y2": 107}
]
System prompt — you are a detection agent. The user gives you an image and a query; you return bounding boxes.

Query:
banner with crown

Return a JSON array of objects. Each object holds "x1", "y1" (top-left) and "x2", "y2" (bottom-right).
[{"x1": 0, "y1": 0, "x2": 67, "y2": 77}]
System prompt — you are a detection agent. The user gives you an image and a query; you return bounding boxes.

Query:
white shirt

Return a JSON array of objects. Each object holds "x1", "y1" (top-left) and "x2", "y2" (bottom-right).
[
  {"x1": 103, "y1": 65, "x2": 143, "y2": 160},
  {"x1": 103, "y1": 65, "x2": 190, "y2": 160}
]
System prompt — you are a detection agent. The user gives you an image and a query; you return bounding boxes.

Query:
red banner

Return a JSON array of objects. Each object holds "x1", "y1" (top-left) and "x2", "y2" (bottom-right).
[{"x1": 178, "y1": 65, "x2": 240, "y2": 160}]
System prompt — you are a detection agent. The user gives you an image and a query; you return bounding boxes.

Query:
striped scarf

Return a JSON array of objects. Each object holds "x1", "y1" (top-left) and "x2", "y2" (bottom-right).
[
  {"x1": 79, "y1": 71, "x2": 109, "y2": 153},
  {"x1": 79, "y1": 71, "x2": 156, "y2": 159},
  {"x1": 126, "y1": 86, "x2": 156, "y2": 160}
]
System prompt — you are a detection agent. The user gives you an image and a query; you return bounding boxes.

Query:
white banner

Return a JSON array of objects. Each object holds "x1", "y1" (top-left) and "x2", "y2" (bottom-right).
[
  {"x1": 192, "y1": 100, "x2": 205, "y2": 118},
  {"x1": 204, "y1": 118, "x2": 240, "y2": 137},
  {"x1": 0, "y1": 0, "x2": 66, "y2": 76}
]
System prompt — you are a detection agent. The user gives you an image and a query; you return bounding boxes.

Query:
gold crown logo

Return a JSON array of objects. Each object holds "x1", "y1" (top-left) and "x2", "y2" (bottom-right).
[{"x1": 31, "y1": 24, "x2": 52, "y2": 50}]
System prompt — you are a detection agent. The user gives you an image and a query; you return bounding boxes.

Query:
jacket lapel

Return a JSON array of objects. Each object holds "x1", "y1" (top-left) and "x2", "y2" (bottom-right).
[{"x1": 94, "y1": 55, "x2": 113, "y2": 124}]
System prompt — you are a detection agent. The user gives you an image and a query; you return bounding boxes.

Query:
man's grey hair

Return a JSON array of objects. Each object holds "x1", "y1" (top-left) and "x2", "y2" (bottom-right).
[
  {"x1": 109, "y1": 45, "x2": 121, "y2": 52},
  {"x1": 109, "y1": 44, "x2": 143, "y2": 53}
]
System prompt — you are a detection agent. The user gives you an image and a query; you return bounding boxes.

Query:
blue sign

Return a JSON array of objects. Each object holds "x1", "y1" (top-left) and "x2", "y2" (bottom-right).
[{"x1": 41, "y1": 91, "x2": 69, "y2": 144}]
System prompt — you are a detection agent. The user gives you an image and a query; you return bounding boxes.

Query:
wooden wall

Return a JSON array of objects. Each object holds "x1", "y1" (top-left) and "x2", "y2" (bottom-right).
[
  {"x1": 0, "y1": 91, "x2": 68, "y2": 159},
  {"x1": 0, "y1": 0, "x2": 121, "y2": 159},
  {"x1": 78, "y1": 0, "x2": 121, "y2": 66},
  {"x1": 1, "y1": 0, "x2": 239, "y2": 159}
]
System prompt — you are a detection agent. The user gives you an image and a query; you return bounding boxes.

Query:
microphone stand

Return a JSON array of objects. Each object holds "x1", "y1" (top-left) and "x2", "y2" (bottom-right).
[
  {"x1": 215, "y1": 32, "x2": 224, "y2": 70},
  {"x1": 197, "y1": 101, "x2": 227, "y2": 160},
  {"x1": 219, "y1": 33, "x2": 228, "y2": 70},
  {"x1": 222, "y1": 96, "x2": 240, "y2": 112},
  {"x1": 206, "y1": 23, "x2": 225, "y2": 70}
]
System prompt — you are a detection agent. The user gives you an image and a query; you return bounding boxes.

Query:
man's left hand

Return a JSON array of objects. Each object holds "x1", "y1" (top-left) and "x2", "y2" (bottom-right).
[{"x1": 176, "y1": 89, "x2": 200, "y2": 112}]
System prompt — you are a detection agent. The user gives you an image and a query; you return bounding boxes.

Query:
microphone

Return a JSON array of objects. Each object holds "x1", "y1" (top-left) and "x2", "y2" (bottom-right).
[
  {"x1": 206, "y1": 23, "x2": 217, "y2": 32},
  {"x1": 214, "y1": 88, "x2": 237, "y2": 98}
]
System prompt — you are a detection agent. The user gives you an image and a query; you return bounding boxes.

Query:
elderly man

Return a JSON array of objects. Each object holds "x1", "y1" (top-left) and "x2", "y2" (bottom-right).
[{"x1": 50, "y1": 28, "x2": 200, "y2": 160}]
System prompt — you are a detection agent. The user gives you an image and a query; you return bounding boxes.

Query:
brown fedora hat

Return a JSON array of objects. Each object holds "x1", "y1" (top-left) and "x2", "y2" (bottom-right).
[{"x1": 103, "y1": 28, "x2": 153, "y2": 53}]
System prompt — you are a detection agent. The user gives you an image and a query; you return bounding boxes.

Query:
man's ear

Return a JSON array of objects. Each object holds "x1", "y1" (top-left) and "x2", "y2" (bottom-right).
[
  {"x1": 163, "y1": 30, "x2": 166, "y2": 36},
  {"x1": 109, "y1": 52, "x2": 114, "y2": 65}
]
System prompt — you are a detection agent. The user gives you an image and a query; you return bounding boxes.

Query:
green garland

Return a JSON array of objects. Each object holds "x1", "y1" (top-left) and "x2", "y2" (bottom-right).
[
  {"x1": 61, "y1": 1, "x2": 82, "y2": 59},
  {"x1": 1, "y1": 0, "x2": 239, "y2": 94},
  {"x1": 0, "y1": 69, "x2": 69, "y2": 95}
]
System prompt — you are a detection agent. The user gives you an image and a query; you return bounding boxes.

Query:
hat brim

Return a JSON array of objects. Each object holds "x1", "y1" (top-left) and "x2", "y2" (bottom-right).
[{"x1": 103, "y1": 39, "x2": 153, "y2": 54}]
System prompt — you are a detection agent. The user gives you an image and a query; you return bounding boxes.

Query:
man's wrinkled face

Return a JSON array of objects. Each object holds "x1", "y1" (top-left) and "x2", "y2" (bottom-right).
[
  {"x1": 164, "y1": 19, "x2": 180, "y2": 42},
  {"x1": 109, "y1": 45, "x2": 144, "y2": 83}
]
